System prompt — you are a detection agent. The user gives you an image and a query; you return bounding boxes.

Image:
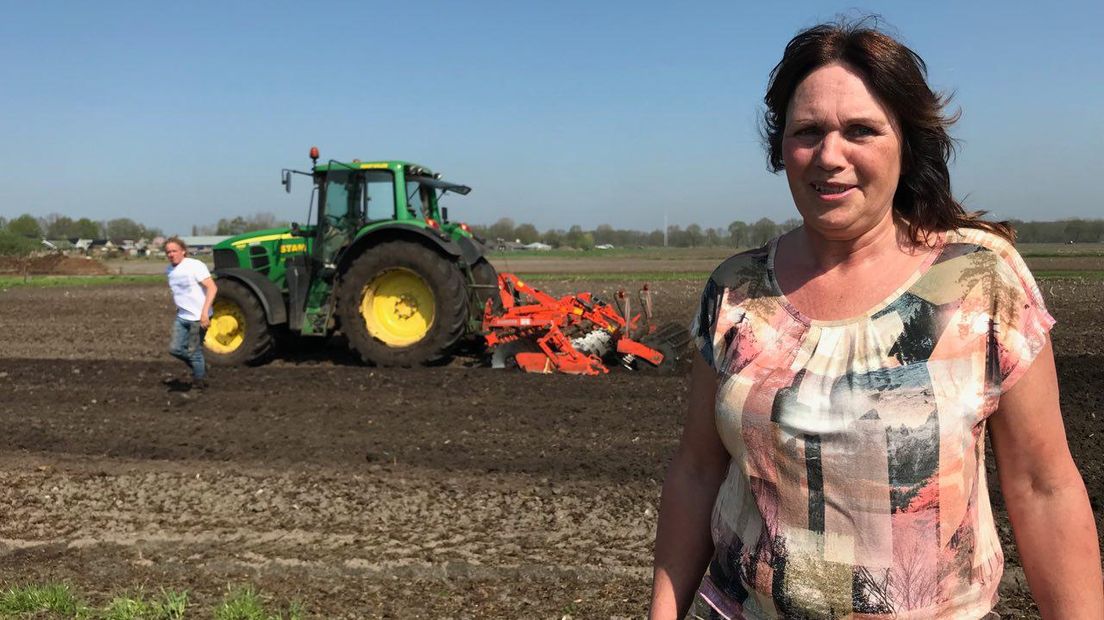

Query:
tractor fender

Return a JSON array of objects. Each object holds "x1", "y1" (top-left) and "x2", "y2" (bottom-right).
[
  {"x1": 336, "y1": 224, "x2": 483, "y2": 273},
  {"x1": 212, "y1": 268, "x2": 288, "y2": 325}
]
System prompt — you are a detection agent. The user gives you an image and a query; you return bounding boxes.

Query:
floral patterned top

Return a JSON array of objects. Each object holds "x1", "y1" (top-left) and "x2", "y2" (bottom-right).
[{"x1": 689, "y1": 228, "x2": 1054, "y2": 619}]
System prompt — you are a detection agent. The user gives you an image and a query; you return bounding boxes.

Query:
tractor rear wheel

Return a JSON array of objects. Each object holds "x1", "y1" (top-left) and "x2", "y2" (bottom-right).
[
  {"x1": 471, "y1": 257, "x2": 501, "y2": 314},
  {"x1": 204, "y1": 279, "x2": 276, "y2": 366},
  {"x1": 337, "y1": 241, "x2": 469, "y2": 366}
]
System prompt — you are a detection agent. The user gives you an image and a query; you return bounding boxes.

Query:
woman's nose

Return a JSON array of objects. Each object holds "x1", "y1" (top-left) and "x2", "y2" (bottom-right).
[{"x1": 814, "y1": 132, "x2": 846, "y2": 170}]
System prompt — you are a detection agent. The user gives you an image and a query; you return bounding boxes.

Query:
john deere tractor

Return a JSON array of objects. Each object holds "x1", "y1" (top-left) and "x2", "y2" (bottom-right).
[{"x1": 204, "y1": 147, "x2": 497, "y2": 366}]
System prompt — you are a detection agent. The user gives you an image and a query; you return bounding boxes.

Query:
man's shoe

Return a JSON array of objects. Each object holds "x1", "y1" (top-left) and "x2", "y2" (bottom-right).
[{"x1": 192, "y1": 378, "x2": 209, "y2": 390}]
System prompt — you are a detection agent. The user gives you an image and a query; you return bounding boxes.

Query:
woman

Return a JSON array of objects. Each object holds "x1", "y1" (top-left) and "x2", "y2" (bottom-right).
[{"x1": 650, "y1": 20, "x2": 1102, "y2": 620}]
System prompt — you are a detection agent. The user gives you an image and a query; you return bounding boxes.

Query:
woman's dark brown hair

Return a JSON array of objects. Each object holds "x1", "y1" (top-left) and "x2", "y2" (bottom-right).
[{"x1": 763, "y1": 18, "x2": 1013, "y2": 242}]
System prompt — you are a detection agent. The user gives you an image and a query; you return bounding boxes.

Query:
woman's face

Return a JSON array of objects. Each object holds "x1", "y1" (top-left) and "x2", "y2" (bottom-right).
[{"x1": 781, "y1": 62, "x2": 903, "y2": 240}]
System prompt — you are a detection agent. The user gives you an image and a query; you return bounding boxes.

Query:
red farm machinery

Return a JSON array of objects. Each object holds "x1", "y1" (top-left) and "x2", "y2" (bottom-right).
[{"x1": 481, "y1": 272, "x2": 690, "y2": 375}]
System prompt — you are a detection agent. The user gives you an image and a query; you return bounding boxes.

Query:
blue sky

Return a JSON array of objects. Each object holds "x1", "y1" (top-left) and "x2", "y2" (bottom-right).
[{"x1": 2, "y1": 0, "x2": 1101, "y2": 235}]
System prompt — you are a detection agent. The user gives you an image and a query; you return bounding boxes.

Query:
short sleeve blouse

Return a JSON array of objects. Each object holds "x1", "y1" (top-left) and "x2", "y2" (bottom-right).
[{"x1": 689, "y1": 228, "x2": 1054, "y2": 619}]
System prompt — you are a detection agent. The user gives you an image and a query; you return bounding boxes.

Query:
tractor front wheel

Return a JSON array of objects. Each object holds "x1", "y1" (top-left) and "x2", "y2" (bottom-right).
[
  {"x1": 337, "y1": 241, "x2": 468, "y2": 366},
  {"x1": 203, "y1": 279, "x2": 276, "y2": 366}
]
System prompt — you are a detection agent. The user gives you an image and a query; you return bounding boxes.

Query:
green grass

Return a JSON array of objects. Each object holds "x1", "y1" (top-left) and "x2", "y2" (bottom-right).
[
  {"x1": 0, "y1": 274, "x2": 163, "y2": 289},
  {"x1": 488, "y1": 246, "x2": 737, "y2": 259},
  {"x1": 0, "y1": 583, "x2": 303, "y2": 619},
  {"x1": 1017, "y1": 242, "x2": 1104, "y2": 257},
  {"x1": 0, "y1": 583, "x2": 82, "y2": 616},
  {"x1": 514, "y1": 271, "x2": 711, "y2": 282},
  {"x1": 1034, "y1": 270, "x2": 1104, "y2": 280},
  {"x1": 214, "y1": 586, "x2": 303, "y2": 620}
]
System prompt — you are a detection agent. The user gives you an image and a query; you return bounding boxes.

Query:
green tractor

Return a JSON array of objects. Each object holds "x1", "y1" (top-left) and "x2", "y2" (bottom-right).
[{"x1": 204, "y1": 147, "x2": 497, "y2": 367}]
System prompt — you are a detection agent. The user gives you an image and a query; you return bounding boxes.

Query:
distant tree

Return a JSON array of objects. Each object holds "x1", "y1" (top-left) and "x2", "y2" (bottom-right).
[
  {"x1": 1086, "y1": 220, "x2": 1104, "y2": 242},
  {"x1": 514, "y1": 223, "x2": 540, "y2": 244},
  {"x1": 488, "y1": 217, "x2": 516, "y2": 242},
  {"x1": 0, "y1": 230, "x2": 41, "y2": 256},
  {"x1": 780, "y1": 218, "x2": 802, "y2": 233},
  {"x1": 541, "y1": 228, "x2": 564, "y2": 248},
  {"x1": 685, "y1": 223, "x2": 704, "y2": 247},
  {"x1": 104, "y1": 217, "x2": 146, "y2": 240},
  {"x1": 1064, "y1": 219, "x2": 1087, "y2": 243},
  {"x1": 44, "y1": 214, "x2": 74, "y2": 239},
  {"x1": 216, "y1": 216, "x2": 249, "y2": 236},
  {"x1": 6, "y1": 214, "x2": 43, "y2": 238},
  {"x1": 593, "y1": 224, "x2": 615, "y2": 245},
  {"x1": 728, "y1": 220, "x2": 749, "y2": 247},
  {"x1": 565, "y1": 225, "x2": 594, "y2": 250},
  {"x1": 749, "y1": 217, "x2": 778, "y2": 247},
  {"x1": 74, "y1": 218, "x2": 101, "y2": 238}
]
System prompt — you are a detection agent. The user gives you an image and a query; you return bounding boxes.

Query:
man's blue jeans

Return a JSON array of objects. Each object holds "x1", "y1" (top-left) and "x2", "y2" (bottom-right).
[{"x1": 169, "y1": 317, "x2": 206, "y2": 380}]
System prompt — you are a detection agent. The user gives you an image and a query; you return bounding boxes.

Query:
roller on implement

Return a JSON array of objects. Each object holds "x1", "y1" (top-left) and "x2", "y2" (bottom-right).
[{"x1": 482, "y1": 272, "x2": 691, "y2": 375}]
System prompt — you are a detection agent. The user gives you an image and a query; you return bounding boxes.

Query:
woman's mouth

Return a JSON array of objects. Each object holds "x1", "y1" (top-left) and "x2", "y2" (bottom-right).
[{"x1": 811, "y1": 182, "x2": 856, "y2": 198}]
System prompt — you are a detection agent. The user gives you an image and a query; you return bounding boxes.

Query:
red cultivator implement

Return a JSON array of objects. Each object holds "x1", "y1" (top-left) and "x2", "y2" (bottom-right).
[{"x1": 482, "y1": 272, "x2": 690, "y2": 375}]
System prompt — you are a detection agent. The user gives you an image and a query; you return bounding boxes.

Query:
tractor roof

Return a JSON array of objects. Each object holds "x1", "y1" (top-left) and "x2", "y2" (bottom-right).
[
  {"x1": 312, "y1": 160, "x2": 470, "y2": 195},
  {"x1": 312, "y1": 160, "x2": 425, "y2": 173}
]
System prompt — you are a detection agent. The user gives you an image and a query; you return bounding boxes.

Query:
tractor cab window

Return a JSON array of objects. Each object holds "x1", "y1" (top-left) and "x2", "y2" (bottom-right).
[
  {"x1": 364, "y1": 172, "x2": 396, "y2": 221},
  {"x1": 322, "y1": 170, "x2": 356, "y2": 227},
  {"x1": 404, "y1": 181, "x2": 433, "y2": 220},
  {"x1": 322, "y1": 170, "x2": 396, "y2": 226}
]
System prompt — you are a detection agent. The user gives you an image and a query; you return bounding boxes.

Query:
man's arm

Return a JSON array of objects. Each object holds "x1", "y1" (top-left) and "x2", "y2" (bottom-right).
[
  {"x1": 198, "y1": 277, "x2": 217, "y2": 329},
  {"x1": 989, "y1": 338, "x2": 1103, "y2": 618}
]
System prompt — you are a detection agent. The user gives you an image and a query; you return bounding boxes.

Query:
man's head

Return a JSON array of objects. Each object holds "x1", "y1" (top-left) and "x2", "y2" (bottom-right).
[{"x1": 164, "y1": 237, "x2": 187, "y2": 266}]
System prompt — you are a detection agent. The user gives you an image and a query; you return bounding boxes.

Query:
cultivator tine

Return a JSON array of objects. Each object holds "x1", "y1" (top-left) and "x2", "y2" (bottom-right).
[{"x1": 640, "y1": 284, "x2": 653, "y2": 323}]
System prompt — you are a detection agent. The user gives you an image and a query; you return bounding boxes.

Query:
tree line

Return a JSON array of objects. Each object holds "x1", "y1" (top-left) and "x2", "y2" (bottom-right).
[
  {"x1": 2, "y1": 211, "x2": 1101, "y2": 255},
  {"x1": 474, "y1": 217, "x2": 1104, "y2": 249},
  {"x1": 471, "y1": 217, "x2": 806, "y2": 250},
  {"x1": 0, "y1": 213, "x2": 162, "y2": 241}
]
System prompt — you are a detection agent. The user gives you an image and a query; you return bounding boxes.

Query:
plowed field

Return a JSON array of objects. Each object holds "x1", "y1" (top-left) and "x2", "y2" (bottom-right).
[{"x1": 0, "y1": 267, "x2": 1100, "y2": 618}]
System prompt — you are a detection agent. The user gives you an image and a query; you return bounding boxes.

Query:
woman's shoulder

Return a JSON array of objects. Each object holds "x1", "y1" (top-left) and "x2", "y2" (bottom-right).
[
  {"x1": 707, "y1": 243, "x2": 772, "y2": 291},
  {"x1": 941, "y1": 227, "x2": 1024, "y2": 265}
]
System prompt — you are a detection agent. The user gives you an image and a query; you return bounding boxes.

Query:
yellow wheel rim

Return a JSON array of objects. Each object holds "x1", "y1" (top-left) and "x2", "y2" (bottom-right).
[
  {"x1": 205, "y1": 299, "x2": 247, "y2": 354},
  {"x1": 360, "y1": 268, "x2": 435, "y2": 347}
]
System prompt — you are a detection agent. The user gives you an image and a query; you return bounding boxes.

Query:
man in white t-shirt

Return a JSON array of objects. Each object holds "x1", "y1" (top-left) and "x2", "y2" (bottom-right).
[{"x1": 164, "y1": 237, "x2": 218, "y2": 389}]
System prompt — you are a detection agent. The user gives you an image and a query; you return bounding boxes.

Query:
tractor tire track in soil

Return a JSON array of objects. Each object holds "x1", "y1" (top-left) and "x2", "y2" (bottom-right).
[{"x1": 1, "y1": 281, "x2": 1100, "y2": 618}]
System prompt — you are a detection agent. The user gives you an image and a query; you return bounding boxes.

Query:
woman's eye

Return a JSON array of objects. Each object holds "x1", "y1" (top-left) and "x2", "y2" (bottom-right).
[
  {"x1": 848, "y1": 125, "x2": 877, "y2": 138},
  {"x1": 793, "y1": 126, "x2": 821, "y2": 137}
]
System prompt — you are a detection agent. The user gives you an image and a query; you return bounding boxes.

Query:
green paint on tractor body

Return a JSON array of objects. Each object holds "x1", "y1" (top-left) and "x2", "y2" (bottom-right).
[{"x1": 210, "y1": 156, "x2": 488, "y2": 349}]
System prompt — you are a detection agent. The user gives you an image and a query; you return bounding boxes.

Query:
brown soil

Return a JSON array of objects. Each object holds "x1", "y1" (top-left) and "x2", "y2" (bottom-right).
[
  {"x1": 0, "y1": 254, "x2": 110, "y2": 276},
  {"x1": 0, "y1": 277, "x2": 1099, "y2": 618}
]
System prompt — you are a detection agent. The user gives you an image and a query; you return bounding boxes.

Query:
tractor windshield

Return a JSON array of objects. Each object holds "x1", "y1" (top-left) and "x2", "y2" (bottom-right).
[{"x1": 322, "y1": 170, "x2": 396, "y2": 226}]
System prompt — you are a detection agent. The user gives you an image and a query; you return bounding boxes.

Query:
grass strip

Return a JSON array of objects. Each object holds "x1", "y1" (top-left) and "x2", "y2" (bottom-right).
[
  {"x1": 513, "y1": 271, "x2": 711, "y2": 282},
  {"x1": 1034, "y1": 270, "x2": 1104, "y2": 280},
  {"x1": 0, "y1": 582, "x2": 304, "y2": 619},
  {"x1": 0, "y1": 274, "x2": 164, "y2": 289}
]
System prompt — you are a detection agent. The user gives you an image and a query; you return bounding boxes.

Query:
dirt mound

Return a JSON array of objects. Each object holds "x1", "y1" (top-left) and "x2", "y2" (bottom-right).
[{"x1": 0, "y1": 254, "x2": 110, "y2": 275}]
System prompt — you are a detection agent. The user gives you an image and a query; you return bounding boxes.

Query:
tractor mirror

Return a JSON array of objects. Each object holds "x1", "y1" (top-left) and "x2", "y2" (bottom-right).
[
  {"x1": 441, "y1": 207, "x2": 449, "y2": 223},
  {"x1": 281, "y1": 169, "x2": 292, "y2": 193},
  {"x1": 291, "y1": 222, "x2": 301, "y2": 236}
]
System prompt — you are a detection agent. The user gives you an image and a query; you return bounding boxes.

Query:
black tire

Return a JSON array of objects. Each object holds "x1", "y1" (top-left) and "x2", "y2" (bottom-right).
[
  {"x1": 203, "y1": 279, "x2": 276, "y2": 366},
  {"x1": 337, "y1": 240, "x2": 469, "y2": 366},
  {"x1": 471, "y1": 258, "x2": 501, "y2": 314}
]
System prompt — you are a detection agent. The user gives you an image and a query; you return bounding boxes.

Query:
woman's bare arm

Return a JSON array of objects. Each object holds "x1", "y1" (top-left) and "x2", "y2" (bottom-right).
[
  {"x1": 650, "y1": 353, "x2": 731, "y2": 619},
  {"x1": 989, "y1": 339, "x2": 1103, "y2": 619}
]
